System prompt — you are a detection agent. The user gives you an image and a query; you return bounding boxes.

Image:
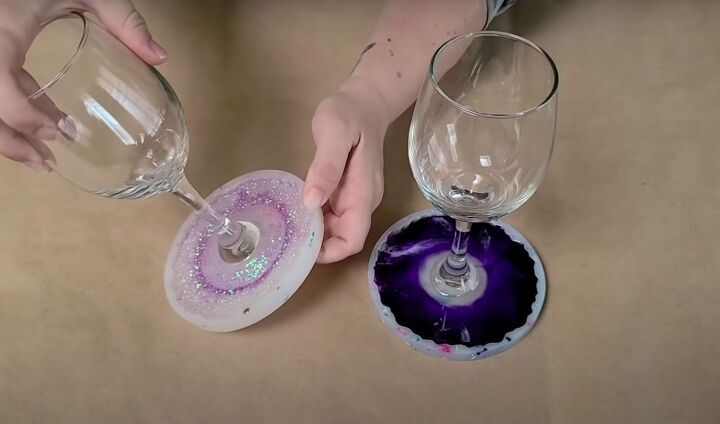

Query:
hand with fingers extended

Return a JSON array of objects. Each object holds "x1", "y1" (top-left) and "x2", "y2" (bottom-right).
[
  {"x1": 303, "y1": 78, "x2": 389, "y2": 264},
  {"x1": 0, "y1": 0, "x2": 166, "y2": 170}
]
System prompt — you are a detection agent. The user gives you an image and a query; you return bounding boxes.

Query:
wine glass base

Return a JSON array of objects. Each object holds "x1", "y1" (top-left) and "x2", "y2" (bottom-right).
[
  {"x1": 368, "y1": 209, "x2": 546, "y2": 360},
  {"x1": 164, "y1": 170, "x2": 323, "y2": 332}
]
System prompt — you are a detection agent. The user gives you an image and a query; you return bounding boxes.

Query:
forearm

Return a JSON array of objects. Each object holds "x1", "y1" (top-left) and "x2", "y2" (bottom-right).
[{"x1": 345, "y1": 0, "x2": 489, "y2": 123}]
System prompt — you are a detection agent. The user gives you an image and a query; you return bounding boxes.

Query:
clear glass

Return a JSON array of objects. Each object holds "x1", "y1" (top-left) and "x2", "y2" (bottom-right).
[
  {"x1": 24, "y1": 12, "x2": 257, "y2": 262},
  {"x1": 409, "y1": 32, "x2": 558, "y2": 296}
]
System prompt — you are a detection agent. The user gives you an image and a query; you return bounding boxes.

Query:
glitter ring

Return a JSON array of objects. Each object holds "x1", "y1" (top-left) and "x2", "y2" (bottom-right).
[{"x1": 164, "y1": 170, "x2": 324, "y2": 331}]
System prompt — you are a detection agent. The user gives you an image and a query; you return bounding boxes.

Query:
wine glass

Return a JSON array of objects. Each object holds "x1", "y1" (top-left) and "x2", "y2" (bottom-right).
[
  {"x1": 24, "y1": 13, "x2": 322, "y2": 331},
  {"x1": 369, "y1": 32, "x2": 558, "y2": 360}
]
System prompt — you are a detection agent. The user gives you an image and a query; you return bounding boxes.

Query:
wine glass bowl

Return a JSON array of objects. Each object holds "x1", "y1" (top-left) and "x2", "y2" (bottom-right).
[
  {"x1": 25, "y1": 12, "x2": 188, "y2": 198},
  {"x1": 410, "y1": 32, "x2": 557, "y2": 223}
]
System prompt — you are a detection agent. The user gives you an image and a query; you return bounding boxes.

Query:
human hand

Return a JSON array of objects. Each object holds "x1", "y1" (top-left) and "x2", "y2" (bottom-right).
[
  {"x1": 0, "y1": 0, "x2": 166, "y2": 170},
  {"x1": 303, "y1": 78, "x2": 390, "y2": 263}
]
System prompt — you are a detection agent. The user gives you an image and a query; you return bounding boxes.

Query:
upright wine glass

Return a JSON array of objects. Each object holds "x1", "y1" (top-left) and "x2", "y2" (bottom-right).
[
  {"x1": 369, "y1": 32, "x2": 558, "y2": 360},
  {"x1": 24, "y1": 13, "x2": 322, "y2": 331}
]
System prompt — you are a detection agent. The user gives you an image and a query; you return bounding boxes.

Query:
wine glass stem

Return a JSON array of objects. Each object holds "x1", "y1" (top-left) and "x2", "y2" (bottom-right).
[
  {"x1": 443, "y1": 220, "x2": 472, "y2": 282},
  {"x1": 171, "y1": 175, "x2": 258, "y2": 262},
  {"x1": 431, "y1": 219, "x2": 485, "y2": 298}
]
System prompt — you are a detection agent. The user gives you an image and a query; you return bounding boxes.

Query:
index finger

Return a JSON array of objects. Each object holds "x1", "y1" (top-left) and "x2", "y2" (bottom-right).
[
  {"x1": 0, "y1": 13, "x2": 55, "y2": 136},
  {"x1": 0, "y1": 67, "x2": 55, "y2": 136}
]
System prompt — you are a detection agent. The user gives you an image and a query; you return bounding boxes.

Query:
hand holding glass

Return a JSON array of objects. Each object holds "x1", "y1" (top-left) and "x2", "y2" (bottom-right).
[
  {"x1": 22, "y1": 13, "x2": 323, "y2": 332},
  {"x1": 25, "y1": 12, "x2": 257, "y2": 262}
]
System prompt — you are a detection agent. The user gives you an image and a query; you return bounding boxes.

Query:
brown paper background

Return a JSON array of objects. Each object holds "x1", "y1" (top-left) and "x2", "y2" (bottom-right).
[{"x1": 1, "y1": 0, "x2": 719, "y2": 422}]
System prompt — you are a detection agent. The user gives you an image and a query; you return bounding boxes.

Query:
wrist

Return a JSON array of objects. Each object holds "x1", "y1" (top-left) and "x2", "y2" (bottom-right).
[{"x1": 338, "y1": 75, "x2": 393, "y2": 130}]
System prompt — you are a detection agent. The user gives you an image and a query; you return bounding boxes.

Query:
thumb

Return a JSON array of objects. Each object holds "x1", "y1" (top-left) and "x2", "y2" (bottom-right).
[
  {"x1": 304, "y1": 111, "x2": 358, "y2": 210},
  {"x1": 85, "y1": 0, "x2": 167, "y2": 65}
]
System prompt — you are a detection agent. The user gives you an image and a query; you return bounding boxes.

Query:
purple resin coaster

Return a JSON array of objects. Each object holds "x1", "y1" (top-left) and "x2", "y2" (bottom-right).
[
  {"x1": 368, "y1": 209, "x2": 545, "y2": 360},
  {"x1": 164, "y1": 170, "x2": 323, "y2": 332}
]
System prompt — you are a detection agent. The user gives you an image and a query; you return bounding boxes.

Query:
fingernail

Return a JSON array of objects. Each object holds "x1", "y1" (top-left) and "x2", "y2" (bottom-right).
[
  {"x1": 58, "y1": 116, "x2": 77, "y2": 141},
  {"x1": 23, "y1": 161, "x2": 51, "y2": 173},
  {"x1": 149, "y1": 40, "x2": 168, "y2": 60},
  {"x1": 303, "y1": 188, "x2": 325, "y2": 210},
  {"x1": 36, "y1": 126, "x2": 59, "y2": 141}
]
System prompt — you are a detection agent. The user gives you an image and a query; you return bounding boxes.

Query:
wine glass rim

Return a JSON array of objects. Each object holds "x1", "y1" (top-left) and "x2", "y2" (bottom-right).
[
  {"x1": 28, "y1": 12, "x2": 89, "y2": 101},
  {"x1": 429, "y1": 31, "x2": 559, "y2": 119}
]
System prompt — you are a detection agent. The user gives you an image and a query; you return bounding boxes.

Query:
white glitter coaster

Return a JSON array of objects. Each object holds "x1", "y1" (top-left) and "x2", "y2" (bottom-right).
[{"x1": 164, "y1": 170, "x2": 323, "y2": 332}]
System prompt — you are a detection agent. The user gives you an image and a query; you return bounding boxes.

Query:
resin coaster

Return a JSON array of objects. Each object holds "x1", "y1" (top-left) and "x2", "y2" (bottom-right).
[
  {"x1": 164, "y1": 170, "x2": 323, "y2": 332},
  {"x1": 368, "y1": 209, "x2": 546, "y2": 360}
]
